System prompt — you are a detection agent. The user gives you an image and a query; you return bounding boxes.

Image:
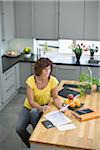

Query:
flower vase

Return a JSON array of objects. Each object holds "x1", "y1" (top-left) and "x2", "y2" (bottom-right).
[
  {"x1": 90, "y1": 51, "x2": 94, "y2": 60},
  {"x1": 75, "y1": 53, "x2": 81, "y2": 64}
]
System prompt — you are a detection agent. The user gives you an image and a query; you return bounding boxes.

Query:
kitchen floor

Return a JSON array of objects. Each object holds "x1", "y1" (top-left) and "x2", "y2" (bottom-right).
[{"x1": 0, "y1": 93, "x2": 80, "y2": 150}]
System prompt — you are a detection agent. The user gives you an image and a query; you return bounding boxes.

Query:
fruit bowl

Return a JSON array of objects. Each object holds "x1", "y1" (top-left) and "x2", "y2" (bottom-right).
[
  {"x1": 64, "y1": 93, "x2": 84, "y2": 111},
  {"x1": 5, "y1": 50, "x2": 20, "y2": 57}
]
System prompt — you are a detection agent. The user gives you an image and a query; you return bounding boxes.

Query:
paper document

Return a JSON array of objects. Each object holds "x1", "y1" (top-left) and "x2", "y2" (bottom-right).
[
  {"x1": 56, "y1": 123, "x2": 76, "y2": 131},
  {"x1": 44, "y1": 110, "x2": 72, "y2": 126}
]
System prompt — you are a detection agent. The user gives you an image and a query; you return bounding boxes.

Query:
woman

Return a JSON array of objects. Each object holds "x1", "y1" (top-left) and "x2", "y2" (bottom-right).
[{"x1": 16, "y1": 58, "x2": 63, "y2": 148}]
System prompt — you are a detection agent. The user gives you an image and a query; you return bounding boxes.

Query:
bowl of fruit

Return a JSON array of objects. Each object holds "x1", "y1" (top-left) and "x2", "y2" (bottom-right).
[
  {"x1": 64, "y1": 94, "x2": 84, "y2": 110},
  {"x1": 5, "y1": 50, "x2": 20, "y2": 57}
]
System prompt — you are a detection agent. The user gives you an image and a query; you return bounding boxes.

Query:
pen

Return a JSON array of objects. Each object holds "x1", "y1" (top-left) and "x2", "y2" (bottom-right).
[{"x1": 59, "y1": 104, "x2": 70, "y2": 112}]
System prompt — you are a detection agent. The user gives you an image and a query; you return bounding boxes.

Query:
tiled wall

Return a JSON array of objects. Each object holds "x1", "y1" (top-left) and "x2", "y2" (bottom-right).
[
  {"x1": 8, "y1": 38, "x2": 33, "y2": 53},
  {"x1": 1, "y1": 41, "x2": 8, "y2": 56}
]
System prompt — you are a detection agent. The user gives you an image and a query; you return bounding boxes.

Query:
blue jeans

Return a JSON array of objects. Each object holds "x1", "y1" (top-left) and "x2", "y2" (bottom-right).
[{"x1": 16, "y1": 107, "x2": 42, "y2": 147}]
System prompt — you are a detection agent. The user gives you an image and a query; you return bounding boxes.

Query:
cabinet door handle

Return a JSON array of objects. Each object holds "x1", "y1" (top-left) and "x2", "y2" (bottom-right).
[{"x1": 6, "y1": 84, "x2": 14, "y2": 93}]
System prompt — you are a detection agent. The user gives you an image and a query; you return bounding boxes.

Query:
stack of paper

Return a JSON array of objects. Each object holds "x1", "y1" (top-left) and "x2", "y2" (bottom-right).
[
  {"x1": 44, "y1": 110, "x2": 76, "y2": 131},
  {"x1": 56, "y1": 123, "x2": 76, "y2": 131}
]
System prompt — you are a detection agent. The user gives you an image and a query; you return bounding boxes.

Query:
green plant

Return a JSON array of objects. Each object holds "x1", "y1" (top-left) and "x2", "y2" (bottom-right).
[
  {"x1": 92, "y1": 78, "x2": 100, "y2": 86},
  {"x1": 83, "y1": 82, "x2": 92, "y2": 89},
  {"x1": 43, "y1": 42, "x2": 49, "y2": 54},
  {"x1": 79, "y1": 73, "x2": 92, "y2": 95},
  {"x1": 79, "y1": 88, "x2": 85, "y2": 96},
  {"x1": 23, "y1": 48, "x2": 31, "y2": 54},
  {"x1": 69, "y1": 40, "x2": 88, "y2": 55},
  {"x1": 79, "y1": 82, "x2": 92, "y2": 96},
  {"x1": 89, "y1": 44, "x2": 99, "y2": 53},
  {"x1": 79, "y1": 73, "x2": 91, "y2": 82},
  {"x1": 73, "y1": 46, "x2": 82, "y2": 55}
]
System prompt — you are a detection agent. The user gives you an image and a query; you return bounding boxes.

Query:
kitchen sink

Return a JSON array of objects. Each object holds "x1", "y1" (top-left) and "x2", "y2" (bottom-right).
[{"x1": 88, "y1": 59, "x2": 100, "y2": 64}]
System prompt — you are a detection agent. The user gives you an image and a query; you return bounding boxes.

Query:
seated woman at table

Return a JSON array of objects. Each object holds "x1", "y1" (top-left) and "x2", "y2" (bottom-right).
[{"x1": 16, "y1": 57, "x2": 64, "y2": 148}]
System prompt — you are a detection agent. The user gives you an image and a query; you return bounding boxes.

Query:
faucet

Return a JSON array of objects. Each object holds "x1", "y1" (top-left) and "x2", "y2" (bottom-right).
[{"x1": 88, "y1": 67, "x2": 93, "y2": 82}]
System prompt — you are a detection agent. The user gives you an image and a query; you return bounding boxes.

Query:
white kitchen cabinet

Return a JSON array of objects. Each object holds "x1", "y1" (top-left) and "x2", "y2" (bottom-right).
[
  {"x1": 80, "y1": 66, "x2": 100, "y2": 79},
  {"x1": 14, "y1": 0, "x2": 99, "y2": 40},
  {"x1": 14, "y1": 1, "x2": 58, "y2": 39},
  {"x1": 54, "y1": 65, "x2": 81, "y2": 81},
  {"x1": 0, "y1": 57, "x2": 2, "y2": 107},
  {"x1": 83, "y1": 1, "x2": 98, "y2": 40},
  {"x1": 0, "y1": 69, "x2": 1, "y2": 107},
  {"x1": 14, "y1": 1, "x2": 34, "y2": 38},
  {"x1": 59, "y1": 0, "x2": 84, "y2": 40},
  {"x1": 35, "y1": 0, "x2": 58, "y2": 39},
  {"x1": 0, "y1": 63, "x2": 21, "y2": 110},
  {"x1": 0, "y1": 2, "x2": 2, "y2": 45},
  {"x1": 1, "y1": 1, "x2": 15, "y2": 42},
  {"x1": 19, "y1": 62, "x2": 32, "y2": 88},
  {"x1": 2, "y1": 66, "x2": 16, "y2": 103},
  {"x1": 0, "y1": 85, "x2": 1, "y2": 107}
]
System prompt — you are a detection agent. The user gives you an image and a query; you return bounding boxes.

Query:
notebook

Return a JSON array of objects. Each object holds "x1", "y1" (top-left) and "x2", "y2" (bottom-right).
[
  {"x1": 72, "y1": 107, "x2": 100, "y2": 121},
  {"x1": 58, "y1": 88, "x2": 80, "y2": 98}
]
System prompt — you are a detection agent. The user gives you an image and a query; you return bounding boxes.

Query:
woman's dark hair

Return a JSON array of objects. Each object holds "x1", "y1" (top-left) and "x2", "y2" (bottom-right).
[{"x1": 34, "y1": 57, "x2": 53, "y2": 76}]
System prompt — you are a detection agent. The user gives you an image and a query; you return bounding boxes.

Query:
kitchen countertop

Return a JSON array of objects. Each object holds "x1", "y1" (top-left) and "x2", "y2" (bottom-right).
[
  {"x1": 2, "y1": 54, "x2": 36, "y2": 72},
  {"x1": 2, "y1": 53, "x2": 100, "y2": 73}
]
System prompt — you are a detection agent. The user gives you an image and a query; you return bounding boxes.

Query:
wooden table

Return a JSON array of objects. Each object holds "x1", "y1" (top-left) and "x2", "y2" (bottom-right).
[{"x1": 29, "y1": 80, "x2": 100, "y2": 150}]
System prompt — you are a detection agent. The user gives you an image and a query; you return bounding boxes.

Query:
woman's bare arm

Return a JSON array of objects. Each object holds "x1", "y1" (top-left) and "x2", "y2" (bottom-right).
[{"x1": 51, "y1": 87, "x2": 63, "y2": 109}]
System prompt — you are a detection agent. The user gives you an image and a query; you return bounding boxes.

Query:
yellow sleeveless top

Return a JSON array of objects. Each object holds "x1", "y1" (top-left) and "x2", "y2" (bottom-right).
[{"x1": 24, "y1": 75, "x2": 59, "y2": 109}]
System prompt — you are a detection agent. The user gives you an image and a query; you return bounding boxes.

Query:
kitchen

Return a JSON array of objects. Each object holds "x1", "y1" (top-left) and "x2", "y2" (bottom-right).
[{"x1": 0, "y1": 1, "x2": 100, "y2": 150}]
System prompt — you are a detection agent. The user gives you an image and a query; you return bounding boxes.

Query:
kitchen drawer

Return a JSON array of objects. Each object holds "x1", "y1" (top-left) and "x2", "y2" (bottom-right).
[
  {"x1": 3, "y1": 67, "x2": 15, "y2": 89},
  {"x1": 3, "y1": 83, "x2": 16, "y2": 103},
  {"x1": 4, "y1": 73, "x2": 15, "y2": 91},
  {"x1": 4, "y1": 66, "x2": 15, "y2": 78},
  {"x1": 2, "y1": 66, "x2": 16, "y2": 103}
]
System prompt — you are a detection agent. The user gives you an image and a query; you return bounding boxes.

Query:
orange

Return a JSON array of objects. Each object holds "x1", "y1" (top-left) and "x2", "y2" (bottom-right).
[
  {"x1": 69, "y1": 102, "x2": 76, "y2": 108},
  {"x1": 75, "y1": 101, "x2": 81, "y2": 107},
  {"x1": 65, "y1": 99, "x2": 70, "y2": 104}
]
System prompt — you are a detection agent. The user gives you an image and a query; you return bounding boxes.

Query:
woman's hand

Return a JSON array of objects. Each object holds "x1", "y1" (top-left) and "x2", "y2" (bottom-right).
[{"x1": 42, "y1": 105, "x2": 51, "y2": 113}]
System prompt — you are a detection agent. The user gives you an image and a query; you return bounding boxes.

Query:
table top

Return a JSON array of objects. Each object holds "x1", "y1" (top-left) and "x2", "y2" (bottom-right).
[{"x1": 29, "y1": 80, "x2": 100, "y2": 150}]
